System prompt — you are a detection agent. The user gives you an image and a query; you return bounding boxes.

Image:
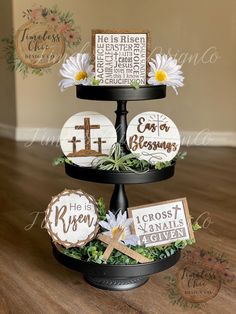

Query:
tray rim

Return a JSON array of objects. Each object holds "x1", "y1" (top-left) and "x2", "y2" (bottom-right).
[
  {"x1": 64, "y1": 161, "x2": 176, "y2": 184},
  {"x1": 52, "y1": 242, "x2": 181, "y2": 277},
  {"x1": 76, "y1": 84, "x2": 167, "y2": 101}
]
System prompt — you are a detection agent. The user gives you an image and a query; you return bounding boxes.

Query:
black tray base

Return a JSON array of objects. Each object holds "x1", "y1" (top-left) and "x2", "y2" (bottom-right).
[
  {"x1": 52, "y1": 244, "x2": 180, "y2": 291},
  {"x1": 85, "y1": 275, "x2": 149, "y2": 291}
]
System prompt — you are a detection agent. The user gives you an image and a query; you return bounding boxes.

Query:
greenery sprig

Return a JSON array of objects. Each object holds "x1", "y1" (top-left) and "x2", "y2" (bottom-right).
[
  {"x1": 91, "y1": 77, "x2": 100, "y2": 86},
  {"x1": 154, "y1": 151, "x2": 187, "y2": 170},
  {"x1": 130, "y1": 80, "x2": 140, "y2": 89},
  {"x1": 52, "y1": 147, "x2": 187, "y2": 173},
  {"x1": 94, "y1": 143, "x2": 150, "y2": 172},
  {"x1": 97, "y1": 197, "x2": 107, "y2": 220},
  {"x1": 52, "y1": 155, "x2": 72, "y2": 166}
]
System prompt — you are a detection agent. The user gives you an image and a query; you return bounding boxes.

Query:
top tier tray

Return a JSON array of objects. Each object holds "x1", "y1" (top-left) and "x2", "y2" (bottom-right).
[{"x1": 76, "y1": 85, "x2": 166, "y2": 101}]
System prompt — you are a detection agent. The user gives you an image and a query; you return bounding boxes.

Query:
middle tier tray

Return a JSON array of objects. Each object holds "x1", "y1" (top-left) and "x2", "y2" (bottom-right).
[{"x1": 65, "y1": 162, "x2": 175, "y2": 184}]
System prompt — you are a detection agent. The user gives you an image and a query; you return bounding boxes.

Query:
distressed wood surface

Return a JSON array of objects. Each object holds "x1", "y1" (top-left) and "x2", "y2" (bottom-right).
[{"x1": 0, "y1": 138, "x2": 235, "y2": 314}]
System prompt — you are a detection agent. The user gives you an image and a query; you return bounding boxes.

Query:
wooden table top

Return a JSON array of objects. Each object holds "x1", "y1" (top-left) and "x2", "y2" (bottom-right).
[{"x1": 0, "y1": 138, "x2": 235, "y2": 314}]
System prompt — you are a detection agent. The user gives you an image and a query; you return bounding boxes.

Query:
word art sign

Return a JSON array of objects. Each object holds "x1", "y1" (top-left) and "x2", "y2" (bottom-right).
[
  {"x1": 127, "y1": 111, "x2": 180, "y2": 163},
  {"x1": 60, "y1": 111, "x2": 117, "y2": 167},
  {"x1": 45, "y1": 189, "x2": 99, "y2": 247},
  {"x1": 92, "y1": 29, "x2": 150, "y2": 85},
  {"x1": 128, "y1": 198, "x2": 194, "y2": 247}
]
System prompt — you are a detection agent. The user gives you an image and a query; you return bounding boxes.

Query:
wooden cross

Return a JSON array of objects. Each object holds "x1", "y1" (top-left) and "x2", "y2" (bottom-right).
[
  {"x1": 93, "y1": 137, "x2": 106, "y2": 153},
  {"x1": 75, "y1": 118, "x2": 100, "y2": 151},
  {"x1": 97, "y1": 227, "x2": 151, "y2": 263},
  {"x1": 68, "y1": 136, "x2": 81, "y2": 154}
]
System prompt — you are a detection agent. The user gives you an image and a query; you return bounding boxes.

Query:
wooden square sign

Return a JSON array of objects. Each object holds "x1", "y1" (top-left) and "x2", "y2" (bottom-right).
[
  {"x1": 128, "y1": 198, "x2": 194, "y2": 247},
  {"x1": 92, "y1": 29, "x2": 150, "y2": 86}
]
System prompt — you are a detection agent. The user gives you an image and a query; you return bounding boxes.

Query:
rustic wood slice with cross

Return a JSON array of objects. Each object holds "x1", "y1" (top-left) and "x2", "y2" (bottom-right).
[{"x1": 60, "y1": 111, "x2": 117, "y2": 167}]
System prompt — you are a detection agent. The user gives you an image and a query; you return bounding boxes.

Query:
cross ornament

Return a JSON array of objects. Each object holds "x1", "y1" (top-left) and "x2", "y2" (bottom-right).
[
  {"x1": 68, "y1": 136, "x2": 81, "y2": 154},
  {"x1": 97, "y1": 227, "x2": 151, "y2": 263},
  {"x1": 93, "y1": 137, "x2": 106, "y2": 153},
  {"x1": 75, "y1": 117, "x2": 100, "y2": 151}
]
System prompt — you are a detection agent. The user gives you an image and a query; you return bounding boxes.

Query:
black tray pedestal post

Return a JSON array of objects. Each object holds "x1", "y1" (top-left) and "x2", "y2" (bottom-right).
[
  {"x1": 110, "y1": 184, "x2": 129, "y2": 215},
  {"x1": 115, "y1": 100, "x2": 130, "y2": 155},
  {"x1": 111, "y1": 100, "x2": 130, "y2": 215}
]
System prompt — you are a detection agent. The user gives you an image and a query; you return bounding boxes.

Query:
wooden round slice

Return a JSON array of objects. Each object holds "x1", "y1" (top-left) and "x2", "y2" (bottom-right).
[{"x1": 15, "y1": 21, "x2": 65, "y2": 68}]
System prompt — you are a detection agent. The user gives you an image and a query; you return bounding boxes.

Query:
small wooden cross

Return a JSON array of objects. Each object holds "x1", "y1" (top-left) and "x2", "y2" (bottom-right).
[
  {"x1": 93, "y1": 137, "x2": 106, "y2": 153},
  {"x1": 68, "y1": 136, "x2": 81, "y2": 154},
  {"x1": 75, "y1": 118, "x2": 100, "y2": 151},
  {"x1": 97, "y1": 227, "x2": 151, "y2": 263},
  {"x1": 172, "y1": 205, "x2": 182, "y2": 219}
]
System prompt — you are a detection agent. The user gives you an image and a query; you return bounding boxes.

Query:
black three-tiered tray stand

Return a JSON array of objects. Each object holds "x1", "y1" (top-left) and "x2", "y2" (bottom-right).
[{"x1": 52, "y1": 85, "x2": 180, "y2": 291}]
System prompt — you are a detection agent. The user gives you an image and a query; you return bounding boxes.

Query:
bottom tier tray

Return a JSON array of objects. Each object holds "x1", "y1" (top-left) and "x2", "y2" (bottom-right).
[{"x1": 52, "y1": 244, "x2": 180, "y2": 291}]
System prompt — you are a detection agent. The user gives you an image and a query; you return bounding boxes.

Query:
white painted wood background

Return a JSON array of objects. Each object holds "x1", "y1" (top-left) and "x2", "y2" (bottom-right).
[
  {"x1": 127, "y1": 111, "x2": 181, "y2": 163},
  {"x1": 60, "y1": 111, "x2": 117, "y2": 167}
]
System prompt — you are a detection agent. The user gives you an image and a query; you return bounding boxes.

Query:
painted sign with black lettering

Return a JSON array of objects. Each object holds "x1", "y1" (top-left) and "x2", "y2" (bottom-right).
[
  {"x1": 127, "y1": 111, "x2": 180, "y2": 163},
  {"x1": 92, "y1": 29, "x2": 150, "y2": 85},
  {"x1": 128, "y1": 198, "x2": 194, "y2": 247},
  {"x1": 45, "y1": 189, "x2": 99, "y2": 248}
]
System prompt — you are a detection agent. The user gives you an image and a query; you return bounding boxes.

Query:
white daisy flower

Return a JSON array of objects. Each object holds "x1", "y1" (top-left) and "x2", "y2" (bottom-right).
[
  {"x1": 148, "y1": 54, "x2": 184, "y2": 94},
  {"x1": 59, "y1": 53, "x2": 94, "y2": 91},
  {"x1": 99, "y1": 210, "x2": 139, "y2": 246}
]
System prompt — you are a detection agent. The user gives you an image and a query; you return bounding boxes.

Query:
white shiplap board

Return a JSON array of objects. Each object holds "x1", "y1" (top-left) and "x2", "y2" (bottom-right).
[{"x1": 127, "y1": 111, "x2": 180, "y2": 163}]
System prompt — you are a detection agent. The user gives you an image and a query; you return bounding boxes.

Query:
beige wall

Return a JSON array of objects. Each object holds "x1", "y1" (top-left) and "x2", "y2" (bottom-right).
[
  {"x1": 2, "y1": 0, "x2": 236, "y2": 136},
  {"x1": 0, "y1": 0, "x2": 16, "y2": 127}
]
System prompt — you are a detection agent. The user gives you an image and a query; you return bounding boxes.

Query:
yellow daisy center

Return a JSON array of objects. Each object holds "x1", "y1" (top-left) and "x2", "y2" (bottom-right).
[
  {"x1": 75, "y1": 71, "x2": 87, "y2": 81},
  {"x1": 112, "y1": 226, "x2": 125, "y2": 240},
  {"x1": 155, "y1": 70, "x2": 167, "y2": 82}
]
